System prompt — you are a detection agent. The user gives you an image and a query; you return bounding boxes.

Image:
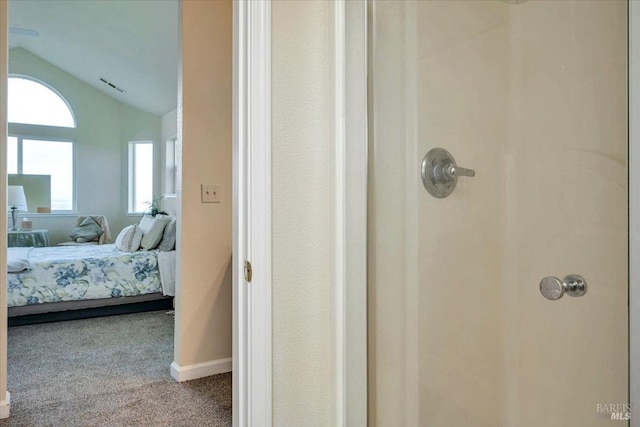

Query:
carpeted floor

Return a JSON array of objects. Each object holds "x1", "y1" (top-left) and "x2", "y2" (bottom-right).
[{"x1": 0, "y1": 310, "x2": 231, "y2": 427}]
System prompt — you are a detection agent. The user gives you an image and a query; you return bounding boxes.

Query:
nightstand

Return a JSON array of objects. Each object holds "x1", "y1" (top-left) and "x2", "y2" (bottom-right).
[{"x1": 8, "y1": 229, "x2": 50, "y2": 247}]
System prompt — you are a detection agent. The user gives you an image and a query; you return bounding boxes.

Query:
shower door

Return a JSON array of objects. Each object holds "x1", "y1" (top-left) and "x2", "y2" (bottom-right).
[{"x1": 367, "y1": 1, "x2": 628, "y2": 426}]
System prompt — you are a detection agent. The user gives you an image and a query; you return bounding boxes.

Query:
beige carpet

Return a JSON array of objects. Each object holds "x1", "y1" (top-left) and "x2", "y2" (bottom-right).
[{"x1": 0, "y1": 311, "x2": 231, "y2": 427}]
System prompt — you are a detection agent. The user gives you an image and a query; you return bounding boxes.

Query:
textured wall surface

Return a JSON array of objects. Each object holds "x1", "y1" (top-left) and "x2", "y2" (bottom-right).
[{"x1": 272, "y1": 1, "x2": 336, "y2": 425}]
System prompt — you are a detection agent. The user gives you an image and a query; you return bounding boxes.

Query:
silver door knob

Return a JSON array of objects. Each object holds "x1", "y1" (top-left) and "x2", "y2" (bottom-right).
[
  {"x1": 421, "y1": 148, "x2": 475, "y2": 198},
  {"x1": 539, "y1": 274, "x2": 587, "y2": 300}
]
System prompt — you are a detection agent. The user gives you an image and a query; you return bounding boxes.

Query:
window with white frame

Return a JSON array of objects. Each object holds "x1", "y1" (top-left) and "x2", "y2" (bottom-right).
[
  {"x1": 8, "y1": 75, "x2": 77, "y2": 212},
  {"x1": 165, "y1": 138, "x2": 177, "y2": 194},
  {"x1": 128, "y1": 141, "x2": 154, "y2": 213},
  {"x1": 8, "y1": 138, "x2": 75, "y2": 211}
]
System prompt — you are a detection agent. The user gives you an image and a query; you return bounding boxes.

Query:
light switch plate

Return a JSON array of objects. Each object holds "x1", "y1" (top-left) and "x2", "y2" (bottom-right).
[{"x1": 201, "y1": 184, "x2": 220, "y2": 203}]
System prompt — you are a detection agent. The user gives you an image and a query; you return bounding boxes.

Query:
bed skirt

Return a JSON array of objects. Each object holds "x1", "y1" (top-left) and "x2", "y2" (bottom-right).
[{"x1": 8, "y1": 292, "x2": 171, "y2": 318}]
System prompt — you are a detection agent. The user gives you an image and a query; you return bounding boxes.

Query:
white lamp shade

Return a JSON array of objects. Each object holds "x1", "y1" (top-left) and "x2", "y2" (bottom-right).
[{"x1": 8, "y1": 185, "x2": 28, "y2": 211}]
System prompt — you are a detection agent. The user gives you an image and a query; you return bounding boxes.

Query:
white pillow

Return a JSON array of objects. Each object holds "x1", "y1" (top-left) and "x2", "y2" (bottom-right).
[
  {"x1": 139, "y1": 215, "x2": 170, "y2": 250},
  {"x1": 115, "y1": 224, "x2": 143, "y2": 252}
]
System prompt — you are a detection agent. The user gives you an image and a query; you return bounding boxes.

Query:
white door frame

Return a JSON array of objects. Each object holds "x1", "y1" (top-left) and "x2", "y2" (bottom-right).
[
  {"x1": 232, "y1": 1, "x2": 368, "y2": 425},
  {"x1": 233, "y1": 1, "x2": 272, "y2": 425}
]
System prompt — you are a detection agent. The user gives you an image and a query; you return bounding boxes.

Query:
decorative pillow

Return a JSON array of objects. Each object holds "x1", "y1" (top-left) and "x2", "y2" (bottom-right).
[
  {"x1": 115, "y1": 224, "x2": 143, "y2": 252},
  {"x1": 69, "y1": 217, "x2": 104, "y2": 243},
  {"x1": 139, "y1": 215, "x2": 170, "y2": 250},
  {"x1": 156, "y1": 217, "x2": 177, "y2": 251},
  {"x1": 7, "y1": 258, "x2": 30, "y2": 273}
]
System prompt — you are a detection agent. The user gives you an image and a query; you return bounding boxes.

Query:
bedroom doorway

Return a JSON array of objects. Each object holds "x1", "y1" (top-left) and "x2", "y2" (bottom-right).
[{"x1": 1, "y1": 0, "x2": 189, "y2": 421}]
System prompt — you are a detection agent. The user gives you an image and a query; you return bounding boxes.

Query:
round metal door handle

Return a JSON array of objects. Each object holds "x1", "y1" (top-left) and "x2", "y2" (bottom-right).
[
  {"x1": 539, "y1": 274, "x2": 587, "y2": 300},
  {"x1": 421, "y1": 148, "x2": 475, "y2": 198}
]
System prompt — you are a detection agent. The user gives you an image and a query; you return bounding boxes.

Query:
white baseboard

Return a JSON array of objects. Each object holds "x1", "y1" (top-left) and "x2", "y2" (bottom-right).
[
  {"x1": 170, "y1": 357, "x2": 232, "y2": 382},
  {"x1": 0, "y1": 391, "x2": 10, "y2": 419}
]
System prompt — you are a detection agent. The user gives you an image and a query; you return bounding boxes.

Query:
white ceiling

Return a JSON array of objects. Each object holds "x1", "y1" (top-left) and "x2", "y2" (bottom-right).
[{"x1": 9, "y1": 0, "x2": 179, "y2": 117}]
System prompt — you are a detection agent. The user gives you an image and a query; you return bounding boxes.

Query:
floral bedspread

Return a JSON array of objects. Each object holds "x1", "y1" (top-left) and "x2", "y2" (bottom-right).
[{"x1": 7, "y1": 244, "x2": 162, "y2": 307}]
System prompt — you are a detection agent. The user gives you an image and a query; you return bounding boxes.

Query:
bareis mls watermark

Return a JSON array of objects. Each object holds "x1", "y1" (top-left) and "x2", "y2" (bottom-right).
[{"x1": 596, "y1": 403, "x2": 631, "y2": 421}]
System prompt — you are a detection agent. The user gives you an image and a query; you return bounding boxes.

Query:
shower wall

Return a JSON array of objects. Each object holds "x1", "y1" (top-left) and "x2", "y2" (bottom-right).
[
  {"x1": 368, "y1": 1, "x2": 627, "y2": 426},
  {"x1": 369, "y1": 1, "x2": 509, "y2": 426},
  {"x1": 503, "y1": 2, "x2": 627, "y2": 426},
  {"x1": 414, "y1": 1, "x2": 510, "y2": 426}
]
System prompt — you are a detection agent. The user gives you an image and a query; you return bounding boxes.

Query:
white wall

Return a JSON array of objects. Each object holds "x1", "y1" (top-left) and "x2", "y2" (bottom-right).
[
  {"x1": 8, "y1": 47, "x2": 162, "y2": 244},
  {"x1": 174, "y1": 0, "x2": 232, "y2": 369},
  {"x1": 162, "y1": 108, "x2": 178, "y2": 140},
  {"x1": 272, "y1": 1, "x2": 336, "y2": 425}
]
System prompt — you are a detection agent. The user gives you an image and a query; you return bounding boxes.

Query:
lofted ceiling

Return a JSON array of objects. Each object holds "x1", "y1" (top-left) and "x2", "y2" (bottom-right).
[{"x1": 8, "y1": 0, "x2": 179, "y2": 117}]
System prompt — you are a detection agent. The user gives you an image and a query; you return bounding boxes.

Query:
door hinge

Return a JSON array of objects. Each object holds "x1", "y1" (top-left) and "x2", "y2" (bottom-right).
[{"x1": 244, "y1": 260, "x2": 253, "y2": 283}]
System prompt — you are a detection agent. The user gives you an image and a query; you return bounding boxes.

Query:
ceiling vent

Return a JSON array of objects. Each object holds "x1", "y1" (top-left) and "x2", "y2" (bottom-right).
[{"x1": 99, "y1": 77, "x2": 127, "y2": 94}]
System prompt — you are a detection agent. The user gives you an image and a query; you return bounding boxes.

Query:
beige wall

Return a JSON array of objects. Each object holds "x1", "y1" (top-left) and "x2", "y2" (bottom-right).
[
  {"x1": 272, "y1": 1, "x2": 336, "y2": 425},
  {"x1": 175, "y1": 0, "x2": 232, "y2": 367}
]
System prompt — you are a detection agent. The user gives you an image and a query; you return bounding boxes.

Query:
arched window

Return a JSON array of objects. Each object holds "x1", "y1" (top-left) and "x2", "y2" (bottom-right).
[
  {"x1": 8, "y1": 75, "x2": 76, "y2": 211},
  {"x1": 8, "y1": 76, "x2": 76, "y2": 128}
]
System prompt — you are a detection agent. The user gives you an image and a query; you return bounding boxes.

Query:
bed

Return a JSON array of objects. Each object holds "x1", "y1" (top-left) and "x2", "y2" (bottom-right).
[{"x1": 7, "y1": 244, "x2": 175, "y2": 320}]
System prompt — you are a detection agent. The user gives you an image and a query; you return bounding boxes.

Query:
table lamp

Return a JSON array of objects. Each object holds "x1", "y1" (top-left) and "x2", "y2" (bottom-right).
[{"x1": 8, "y1": 186, "x2": 28, "y2": 231}]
